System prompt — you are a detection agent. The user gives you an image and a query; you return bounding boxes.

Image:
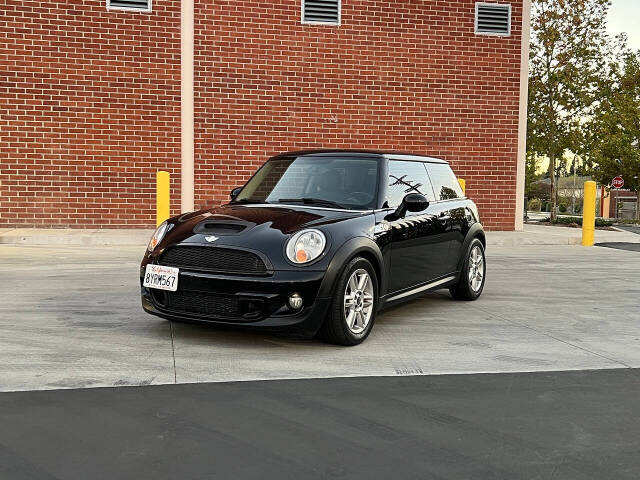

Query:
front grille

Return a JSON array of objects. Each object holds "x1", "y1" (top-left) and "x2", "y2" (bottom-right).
[
  {"x1": 160, "y1": 246, "x2": 268, "y2": 275},
  {"x1": 154, "y1": 290, "x2": 240, "y2": 318},
  {"x1": 150, "y1": 289, "x2": 265, "y2": 321}
]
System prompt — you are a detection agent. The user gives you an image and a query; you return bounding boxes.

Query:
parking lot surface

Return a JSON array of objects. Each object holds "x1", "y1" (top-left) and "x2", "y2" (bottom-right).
[
  {"x1": 1, "y1": 243, "x2": 639, "y2": 392},
  {"x1": 615, "y1": 224, "x2": 640, "y2": 236},
  {"x1": 2, "y1": 369, "x2": 639, "y2": 480}
]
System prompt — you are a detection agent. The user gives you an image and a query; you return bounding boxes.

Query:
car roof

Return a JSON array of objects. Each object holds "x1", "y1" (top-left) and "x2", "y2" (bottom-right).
[{"x1": 268, "y1": 149, "x2": 449, "y2": 165}]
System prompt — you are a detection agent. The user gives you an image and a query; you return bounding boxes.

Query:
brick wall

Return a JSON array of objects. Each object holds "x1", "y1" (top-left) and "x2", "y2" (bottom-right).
[
  {"x1": 0, "y1": 0, "x2": 181, "y2": 227},
  {"x1": 1, "y1": 0, "x2": 522, "y2": 230},
  {"x1": 195, "y1": 0, "x2": 523, "y2": 230}
]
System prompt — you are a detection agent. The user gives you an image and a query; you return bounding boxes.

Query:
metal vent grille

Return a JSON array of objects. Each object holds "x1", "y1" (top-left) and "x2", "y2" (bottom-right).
[
  {"x1": 303, "y1": 0, "x2": 340, "y2": 24},
  {"x1": 475, "y1": 3, "x2": 511, "y2": 36},
  {"x1": 108, "y1": 0, "x2": 151, "y2": 11},
  {"x1": 153, "y1": 290, "x2": 242, "y2": 319},
  {"x1": 160, "y1": 246, "x2": 269, "y2": 275}
]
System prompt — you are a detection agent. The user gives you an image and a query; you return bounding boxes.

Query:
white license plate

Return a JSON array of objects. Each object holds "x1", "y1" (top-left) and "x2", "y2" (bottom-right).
[{"x1": 143, "y1": 264, "x2": 179, "y2": 292}]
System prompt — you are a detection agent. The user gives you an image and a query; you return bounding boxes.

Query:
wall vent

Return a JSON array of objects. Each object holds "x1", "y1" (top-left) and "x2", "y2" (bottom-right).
[
  {"x1": 303, "y1": 0, "x2": 340, "y2": 25},
  {"x1": 107, "y1": 0, "x2": 151, "y2": 12},
  {"x1": 475, "y1": 3, "x2": 511, "y2": 36}
]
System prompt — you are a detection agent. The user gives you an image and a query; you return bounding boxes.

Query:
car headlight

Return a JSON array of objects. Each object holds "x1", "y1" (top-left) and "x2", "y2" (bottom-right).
[
  {"x1": 148, "y1": 221, "x2": 169, "y2": 252},
  {"x1": 286, "y1": 229, "x2": 326, "y2": 264}
]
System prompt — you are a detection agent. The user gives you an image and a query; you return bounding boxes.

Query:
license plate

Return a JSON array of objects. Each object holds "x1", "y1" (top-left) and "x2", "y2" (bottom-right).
[{"x1": 143, "y1": 264, "x2": 179, "y2": 292}]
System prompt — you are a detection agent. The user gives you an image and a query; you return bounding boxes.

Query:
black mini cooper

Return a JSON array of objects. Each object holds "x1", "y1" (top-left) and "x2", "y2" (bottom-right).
[{"x1": 141, "y1": 150, "x2": 486, "y2": 345}]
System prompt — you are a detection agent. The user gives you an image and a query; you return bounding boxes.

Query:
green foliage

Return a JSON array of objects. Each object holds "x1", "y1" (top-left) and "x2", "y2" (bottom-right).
[
  {"x1": 558, "y1": 195, "x2": 577, "y2": 213},
  {"x1": 527, "y1": 179, "x2": 551, "y2": 201},
  {"x1": 542, "y1": 216, "x2": 614, "y2": 227},
  {"x1": 527, "y1": 0, "x2": 613, "y2": 221},
  {"x1": 588, "y1": 50, "x2": 640, "y2": 220},
  {"x1": 528, "y1": 198, "x2": 542, "y2": 211},
  {"x1": 524, "y1": 154, "x2": 542, "y2": 198},
  {"x1": 598, "y1": 218, "x2": 615, "y2": 228}
]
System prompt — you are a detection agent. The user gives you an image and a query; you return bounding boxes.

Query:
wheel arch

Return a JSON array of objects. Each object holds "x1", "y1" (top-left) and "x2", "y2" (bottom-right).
[
  {"x1": 456, "y1": 223, "x2": 486, "y2": 272},
  {"x1": 318, "y1": 237, "x2": 384, "y2": 298},
  {"x1": 352, "y1": 249, "x2": 382, "y2": 290}
]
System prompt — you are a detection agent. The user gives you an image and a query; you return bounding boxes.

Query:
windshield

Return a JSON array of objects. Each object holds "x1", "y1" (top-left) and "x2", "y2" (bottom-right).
[{"x1": 233, "y1": 156, "x2": 380, "y2": 210}]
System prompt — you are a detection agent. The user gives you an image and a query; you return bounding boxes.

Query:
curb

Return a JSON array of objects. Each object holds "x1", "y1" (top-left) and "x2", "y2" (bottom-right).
[
  {"x1": 486, "y1": 235, "x2": 583, "y2": 247},
  {"x1": 0, "y1": 230, "x2": 153, "y2": 247}
]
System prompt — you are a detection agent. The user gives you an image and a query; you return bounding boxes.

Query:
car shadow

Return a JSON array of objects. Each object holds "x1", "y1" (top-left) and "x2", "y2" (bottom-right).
[
  {"x1": 167, "y1": 289, "x2": 456, "y2": 348},
  {"x1": 168, "y1": 320, "x2": 318, "y2": 347}
]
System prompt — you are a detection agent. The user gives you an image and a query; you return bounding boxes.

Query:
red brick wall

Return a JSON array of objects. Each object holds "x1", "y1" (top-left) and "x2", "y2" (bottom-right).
[
  {"x1": 1, "y1": 0, "x2": 522, "y2": 230},
  {"x1": 0, "y1": 0, "x2": 181, "y2": 227},
  {"x1": 195, "y1": 0, "x2": 523, "y2": 230}
]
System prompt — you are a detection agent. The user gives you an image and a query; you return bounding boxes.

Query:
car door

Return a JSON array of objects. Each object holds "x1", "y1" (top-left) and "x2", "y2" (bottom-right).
[
  {"x1": 383, "y1": 160, "x2": 451, "y2": 293},
  {"x1": 425, "y1": 162, "x2": 467, "y2": 273}
]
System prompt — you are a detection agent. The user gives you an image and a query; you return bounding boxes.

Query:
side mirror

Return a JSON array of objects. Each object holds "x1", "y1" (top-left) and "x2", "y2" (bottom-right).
[
  {"x1": 386, "y1": 193, "x2": 429, "y2": 220},
  {"x1": 230, "y1": 187, "x2": 242, "y2": 200},
  {"x1": 404, "y1": 193, "x2": 429, "y2": 213}
]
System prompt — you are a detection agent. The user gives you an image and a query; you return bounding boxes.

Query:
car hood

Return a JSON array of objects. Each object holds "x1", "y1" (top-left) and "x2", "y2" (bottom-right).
[
  {"x1": 158, "y1": 203, "x2": 371, "y2": 250},
  {"x1": 177, "y1": 203, "x2": 365, "y2": 232}
]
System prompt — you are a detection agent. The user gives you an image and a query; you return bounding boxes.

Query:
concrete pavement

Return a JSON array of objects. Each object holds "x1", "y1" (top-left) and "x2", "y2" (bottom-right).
[
  {"x1": 2, "y1": 236, "x2": 640, "y2": 479},
  {"x1": 1, "y1": 242, "x2": 639, "y2": 392},
  {"x1": 488, "y1": 223, "x2": 640, "y2": 246}
]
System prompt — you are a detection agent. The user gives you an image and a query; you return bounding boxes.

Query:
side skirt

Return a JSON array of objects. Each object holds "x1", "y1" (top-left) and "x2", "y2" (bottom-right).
[{"x1": 378, "y1": 274, "x2": 459, "y2": 310}]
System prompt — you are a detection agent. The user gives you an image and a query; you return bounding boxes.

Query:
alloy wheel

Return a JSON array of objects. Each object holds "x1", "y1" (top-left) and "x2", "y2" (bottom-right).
[
  {"x1": 468, "y1": 245, "x2": 485, "y2": 292},
  {"x1": 343, "y1": 269, "x2": 374, "y2": 334}
]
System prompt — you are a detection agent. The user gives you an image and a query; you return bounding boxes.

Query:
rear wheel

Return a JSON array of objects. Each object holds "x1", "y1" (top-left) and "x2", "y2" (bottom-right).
[
  {"x1": 449, "y1": 238, "x2": 486, "y2": 301},
  {"x1": 318, "y1": 256, "x2": 378, "y2": 346}
]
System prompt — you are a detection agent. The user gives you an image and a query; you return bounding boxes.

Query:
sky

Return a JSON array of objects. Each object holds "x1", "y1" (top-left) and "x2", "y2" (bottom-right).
[{"x1": 608, "y1": 0, "x2": 640, "y2": 50}]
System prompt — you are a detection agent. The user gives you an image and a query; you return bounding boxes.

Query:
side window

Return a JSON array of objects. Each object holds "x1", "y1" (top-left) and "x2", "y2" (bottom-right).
[
  {"x1": 386, "y1": 161, "x2": 435, "y2": 208},
  {"x1": 426, "y1": 163, "x2": 464, "y2": 201}
]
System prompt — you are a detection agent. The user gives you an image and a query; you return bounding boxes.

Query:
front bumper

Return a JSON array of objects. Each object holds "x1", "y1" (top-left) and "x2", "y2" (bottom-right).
[{"x1": 140, "y1": 269, "x2": 331, "y2": 337}]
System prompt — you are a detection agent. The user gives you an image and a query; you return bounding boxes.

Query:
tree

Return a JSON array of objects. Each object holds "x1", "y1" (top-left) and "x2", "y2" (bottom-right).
[
  {"x1": 590, "y1": 51, "x2": 640, "y2": 220},
  {"x1": 527, "y1": 0, "x2": 612, "y2": 221},
  {"x1": 524, "y1": 153, "x2": 541, "y2": 199},
  {"x1": 528, "y1": 180, "x2": 551, "y2": 204}
]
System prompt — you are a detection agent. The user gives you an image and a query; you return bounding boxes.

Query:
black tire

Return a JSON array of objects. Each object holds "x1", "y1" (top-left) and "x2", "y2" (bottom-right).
[
  {"x1": 318, "y1": 256, "x2": 378, "y2": 346},
  {"x1": 449, "y1": 238, "x2": 486, "y2": 301}
]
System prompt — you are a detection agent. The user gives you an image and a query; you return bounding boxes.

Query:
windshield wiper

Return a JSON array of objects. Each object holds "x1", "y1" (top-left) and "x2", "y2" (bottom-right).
[{"x1": 278, "y1": 198, "x2": 346, "y2": 209}]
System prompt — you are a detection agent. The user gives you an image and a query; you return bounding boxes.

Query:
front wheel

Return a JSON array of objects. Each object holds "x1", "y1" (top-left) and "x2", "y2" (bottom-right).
[
  {"x1": 449, "y1": 238, "x2": 486, "y2": 301},
  {"x1": 318, "y1": 256, "x2": 378, "y2": 346}
]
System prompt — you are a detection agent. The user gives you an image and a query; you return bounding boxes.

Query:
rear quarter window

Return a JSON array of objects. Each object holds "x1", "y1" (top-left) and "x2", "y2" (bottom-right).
[{"x1": 426, "y1": 163, "x2": 464, "y2": 201}]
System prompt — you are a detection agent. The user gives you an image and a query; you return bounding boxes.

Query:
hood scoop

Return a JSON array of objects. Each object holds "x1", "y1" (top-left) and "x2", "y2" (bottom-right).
[{"x1": 193, "y1": 220, "x2": 252, "y2": 236}]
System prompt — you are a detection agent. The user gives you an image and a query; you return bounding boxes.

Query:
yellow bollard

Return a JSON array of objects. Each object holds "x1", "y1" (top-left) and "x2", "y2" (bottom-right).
[
  {"x1": 156, "y1": 171, "x2": 170, "y2": 226},
  {"x1": 581, "y1": 181, "x2": 596, "y2": 247},
  {"x1": 458, "y1": 178, "x2": 466, "y2": 195}
]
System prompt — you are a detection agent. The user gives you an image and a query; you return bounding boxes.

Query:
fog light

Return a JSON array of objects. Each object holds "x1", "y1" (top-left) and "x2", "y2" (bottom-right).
[{"x1": 288, "y1": 293, "x2": 303, "y2": 310}]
